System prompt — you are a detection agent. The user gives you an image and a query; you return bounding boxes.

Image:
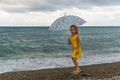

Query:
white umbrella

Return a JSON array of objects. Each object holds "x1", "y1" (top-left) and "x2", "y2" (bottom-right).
[{"x1": 49, "y1": 15, "x2": 86, "y2": 31}]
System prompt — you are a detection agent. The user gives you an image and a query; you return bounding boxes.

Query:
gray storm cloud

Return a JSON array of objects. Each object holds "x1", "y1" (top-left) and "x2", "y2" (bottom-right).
[{"x1": 0, "y1": 0, "x2": 120, "y2": 13}]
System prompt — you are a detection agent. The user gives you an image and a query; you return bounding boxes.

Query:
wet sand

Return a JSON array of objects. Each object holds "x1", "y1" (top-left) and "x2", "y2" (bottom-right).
[{"x1": 0, "y1": 62, "x2": 120, "y2": 80}]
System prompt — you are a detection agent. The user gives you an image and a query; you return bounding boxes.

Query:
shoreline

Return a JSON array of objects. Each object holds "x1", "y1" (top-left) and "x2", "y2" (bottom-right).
[{"x1": 0, "y1": 62, "x2": 120, "y2": 80}]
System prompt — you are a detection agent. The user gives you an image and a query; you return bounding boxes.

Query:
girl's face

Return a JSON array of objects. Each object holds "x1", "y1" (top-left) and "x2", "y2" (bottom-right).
[{"x1": 70, "y1": 27, "x2": 76, "y2": 35}]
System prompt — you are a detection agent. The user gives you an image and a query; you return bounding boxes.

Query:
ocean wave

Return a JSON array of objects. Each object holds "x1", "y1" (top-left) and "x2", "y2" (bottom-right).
[
  {"x1": 0, "y1": 52, "x2": 120, "y2": 74},
  {"x1": 0, "y1": 27, "x2": 120, "y2": 74}
]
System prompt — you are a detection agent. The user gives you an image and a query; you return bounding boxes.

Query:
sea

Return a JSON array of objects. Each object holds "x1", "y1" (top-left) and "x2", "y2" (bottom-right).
[{"x1": 0, "y1": 26, "x2": 120, "y2": 73}]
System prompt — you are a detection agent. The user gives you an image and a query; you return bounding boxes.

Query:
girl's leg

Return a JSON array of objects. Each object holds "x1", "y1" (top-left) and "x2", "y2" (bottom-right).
[{"x1": 71, "y1": 57, "x2": 79, "y2": 70}]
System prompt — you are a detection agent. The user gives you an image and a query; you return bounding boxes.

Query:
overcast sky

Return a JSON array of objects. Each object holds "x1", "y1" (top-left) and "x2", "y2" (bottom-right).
[{"x1": 0, "y1": 0, "x2": 120, "y2": 26}]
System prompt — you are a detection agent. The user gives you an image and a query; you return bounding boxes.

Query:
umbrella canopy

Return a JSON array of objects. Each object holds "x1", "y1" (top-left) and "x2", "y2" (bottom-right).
[{"x1": 49, "y1": 15, "x2": 86, "y2": 31}]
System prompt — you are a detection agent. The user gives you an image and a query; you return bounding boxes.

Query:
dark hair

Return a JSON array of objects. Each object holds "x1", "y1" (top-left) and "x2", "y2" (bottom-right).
[{"x1": 70, "y1": 25, "x2": 78, "y2": 34}]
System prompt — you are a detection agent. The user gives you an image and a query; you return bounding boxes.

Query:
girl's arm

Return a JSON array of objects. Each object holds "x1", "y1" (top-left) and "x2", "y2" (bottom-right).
[
  {"x1": 76, "y1": 35, "x2": 80, "y2": 50},
  {"x1": 68, "y1": 37, "x2": 71, "y2": 44}
]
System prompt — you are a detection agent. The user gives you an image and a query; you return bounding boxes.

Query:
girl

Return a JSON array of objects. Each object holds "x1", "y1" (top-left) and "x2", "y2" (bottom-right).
[{"x1": 68, "y1": 25, "x2": 82, "y2": 74}]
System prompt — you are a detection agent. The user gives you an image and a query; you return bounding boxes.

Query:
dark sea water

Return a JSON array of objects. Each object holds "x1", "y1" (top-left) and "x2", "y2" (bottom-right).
[{"x1": 0, "y1": 26, "x2": 120, "y2": 73}]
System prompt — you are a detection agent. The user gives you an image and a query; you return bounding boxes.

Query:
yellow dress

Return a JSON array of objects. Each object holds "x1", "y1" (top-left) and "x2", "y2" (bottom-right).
[{"x1": 69, "y1": 34, "x2": 82, "y2": 59}]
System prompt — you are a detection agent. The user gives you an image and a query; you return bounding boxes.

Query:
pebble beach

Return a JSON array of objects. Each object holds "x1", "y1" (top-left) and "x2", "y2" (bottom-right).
[{"x1": 0, "y1": 62, "x2": 120, "y2": 80}]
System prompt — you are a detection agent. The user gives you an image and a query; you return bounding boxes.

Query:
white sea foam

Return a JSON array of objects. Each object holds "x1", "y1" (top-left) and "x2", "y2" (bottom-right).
[{"x1": 0, "y1": 52, "x2": 120, "y2": 74}]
